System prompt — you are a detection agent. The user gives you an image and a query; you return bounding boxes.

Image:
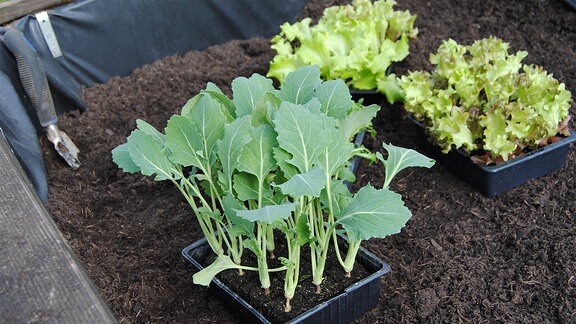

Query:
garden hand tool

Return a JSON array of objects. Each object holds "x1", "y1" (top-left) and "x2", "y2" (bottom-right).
[{"x1": 3, "y1": 28, "x2": 80, "y2": 169}]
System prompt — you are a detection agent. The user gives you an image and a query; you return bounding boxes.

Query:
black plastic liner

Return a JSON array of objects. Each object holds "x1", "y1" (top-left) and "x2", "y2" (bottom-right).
[
  {"x1": 0, "y1": 71, "x2": 47, "y2": 201},
  {"x1": 0, "y1": 0, "x2": 308, "y2": 200}
]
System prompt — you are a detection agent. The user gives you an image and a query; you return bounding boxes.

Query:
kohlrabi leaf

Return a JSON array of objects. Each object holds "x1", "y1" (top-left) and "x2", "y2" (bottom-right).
[
  {"x1": 250, "y1": 99, "x2": 272, "y2": 127},
  {"x1": 338, "y1": 166, "x2": 356, "y2": 183},
  {"x1": 165, "y1": 115, "x2": 205, "y2": 168},
  {"x1": 336, "y1": 185, "x2": 411, "y2": 241},
  {"x1": 217, "y1": 115, "x2": 252, "y2": 192},
  {"x1": 136, "y1": 119, "x2": 165, "y2": 145},
  {"x1": 274, "y1": 102, "x2": 328, "y2": 173},
  {"x1": 232, "y1": 172, "x2": 259, "y2": 201},
  {"x1": 377, "y1": 143, "x2": 435, "y2": 188},
  {"x1": 295, "y1": 213, "x2": 312, "y2": 245},
  {"x1": 111, "y1": 143, "x2": 140, "y2": 173},
  {"x1": 236, "y1": 203, "x2": 297, "y2": 224},
  {"x1": 277, "y1": 166, "x2": 326, "y2": 197},
  {"x1": 197, "y1": 206, "x2": 222, "y2": 222},
  {"x1": 187, "y1": 95, "x2": 227, "y2": 164},
  {"x1": 317, "y1": 128, "x2": 355, "y2": 177},
  {"x1": 232, "y1": 172, "x2": 274, "y2": 203},
  {"x1": 316, "y1": 79, "x2": 354, "y2": 119},
  {"x1": 180, "y1": 94, "x2": 202, "y2": 116},
  {"x1": 201, "y1": 91, "x2": 235, "y2": 121},
  {"x1": 193, "y1": 254, "x2": 239, "y2": 286},
  {"x1": 320, "y1": 179, "x2": 351, "y2": 217},
  {"x1": 264, "y1": 92, "x2": 282, "y2": 111},
  {"x1": 338, "y1": 104, "x2": 380, "y2": 141},
  {"x1": 278, "y1": 65, "x2": 322, "y2": 105},
  {"x1": 127, "y1": 129, "x2": 175, "y2": 181},
  {"x1": 200, "y1": 82, "x2": 235, "y2": 121},
  {"x1": 273, "y1": 147, "x2": 298, "y2": 180},
  {"x1": 222, "y1": 194, "x2": 254, "y2": 239},
  {"x1": 166, "y1": 94, "x2": 226, "y2": 169},
  {"x1": 238, "y1": 124, "x2": 277, "y2": 183},
  {"x1": 302, "y1": 97, "x2": 323, "y2": 115},
  {"x1": 233, "y1": 73, "x2": 275, "y2": 117}
]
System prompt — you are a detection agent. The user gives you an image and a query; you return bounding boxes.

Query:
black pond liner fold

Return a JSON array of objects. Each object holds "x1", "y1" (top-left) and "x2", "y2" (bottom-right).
[
  {"x1": 0, "y1": 0, "x2": 309, "y2": 200},
  {"x1": 409, "y1": 116, "x2": 576, "y2": 197},
  {"x1": 564, "y1": 0, "x2": 576, "y2": 9},
  {"x1": 0, "y1": 72, "x2": 47, "y2": 201},
  {"x1": 182, "y1": 236, "x2": 390, "y2": 324}
]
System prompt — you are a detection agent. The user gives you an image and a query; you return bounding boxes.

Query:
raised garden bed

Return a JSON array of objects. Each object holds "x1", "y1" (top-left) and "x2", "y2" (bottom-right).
[{"x1": 20, "y1": 0, "x2": 576, "y2": 323}]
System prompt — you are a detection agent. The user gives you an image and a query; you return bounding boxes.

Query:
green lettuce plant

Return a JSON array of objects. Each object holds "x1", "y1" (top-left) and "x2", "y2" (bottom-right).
[
  {"x1": 268, "y1": 0, "x2": 418, "y2": 104},
  {"x1": 398, "y1": 37, "x2": 572, "y2": 164},
  {"x1": 112, "y1": 65, "x2": 434, "y2": 313}
]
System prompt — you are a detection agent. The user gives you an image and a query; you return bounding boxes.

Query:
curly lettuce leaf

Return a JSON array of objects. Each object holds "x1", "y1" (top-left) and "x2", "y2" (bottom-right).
[
  {"x1": 269, "y1": 0, "x2": 417, "y2": 104},
  {"x1": 399, "y1": 36, "x2": 573, "y2": 162}
]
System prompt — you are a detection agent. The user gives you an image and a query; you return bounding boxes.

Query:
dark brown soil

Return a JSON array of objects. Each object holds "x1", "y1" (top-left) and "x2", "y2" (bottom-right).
[{"x1": 44, "y1": 0, "x2": 576, "y2": 323}]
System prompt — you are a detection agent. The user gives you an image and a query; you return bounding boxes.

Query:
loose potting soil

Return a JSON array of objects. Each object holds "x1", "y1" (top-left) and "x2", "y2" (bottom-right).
[{"x1": 44, "y1": 0, "x2": 576, "y2": 322}]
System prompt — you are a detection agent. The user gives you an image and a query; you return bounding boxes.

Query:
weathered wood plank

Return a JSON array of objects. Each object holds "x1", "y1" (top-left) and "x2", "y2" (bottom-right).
[
  {"x1": 0, "y1": 0, "x2": 73, "y2": 25},
  {"x1": 0, "y1": 133, "x2": 116, "y2": 323}
]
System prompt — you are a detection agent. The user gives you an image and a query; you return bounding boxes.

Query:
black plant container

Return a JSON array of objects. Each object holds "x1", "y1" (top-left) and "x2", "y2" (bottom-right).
[
  {"x1": 409, "y1": 117, "x2": 576, "y2": 197},
  {"x1": 182, "y1": 236, "x2": 390, "y2": 324},
  {"x1": 350, "y1": 89, "x2": 385, "y2": 106}
]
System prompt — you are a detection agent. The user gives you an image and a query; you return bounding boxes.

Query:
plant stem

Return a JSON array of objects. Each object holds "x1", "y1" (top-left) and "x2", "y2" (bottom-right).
[
  {"x1": 312, "y1": 232, "x2": 331, "y2": 293},
  {"x1": 331, "y1": 230, "x2": 346, "y2": 269},
  {"x1": 171, "y1": 175, "x2": 224, "y2": 255},
  {"x1": 310, "y1": 171, "x2": 337, "y2": 290},
  {"x1": 341, "y1": 239, "x2": 361, "y2": 276},
  {"x1": 257, "y1": 222, "x2": 271, "y2": 295},
  {"x1": 285, "y1": 298, "x2": 292, "y2": 313},
  {"x1": 266, "y1": 224, "x2": 276, "y2": 259},
  {"x1": 283, "y1": 234, "x2": 301, "y2": 312},
  {"x1": 230, "y1": 235, "x2": 244, "y2": 275},
  {"x1": 306, "y1": 197, "x2": 320, "y2": 287}
]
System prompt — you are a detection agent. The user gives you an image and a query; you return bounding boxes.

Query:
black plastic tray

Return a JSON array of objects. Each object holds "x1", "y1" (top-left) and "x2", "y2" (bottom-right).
[
  {"x1": 350, "y1": 89, "x2": 385, "y2": 106},
  {"x1": 409, "y1": 117, "x2": 576, "y2": 197},
  {"x1": 182, "y1": 236, "x2": 390, "y2": 324}
]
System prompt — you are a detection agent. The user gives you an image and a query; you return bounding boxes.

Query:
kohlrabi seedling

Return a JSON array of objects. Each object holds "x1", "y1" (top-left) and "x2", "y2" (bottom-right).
[{"x1": 112, "y1": 65, "x2": 434, "y2": 313}]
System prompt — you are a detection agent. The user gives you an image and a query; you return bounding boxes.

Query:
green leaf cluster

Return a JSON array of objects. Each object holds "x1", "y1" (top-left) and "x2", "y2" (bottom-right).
[
  {"x1": 112, "y1": 65, "x2": 434, "y2": 310},
  {"x1": 399, "y1": 37, "x2": 573, "y2": 162},
  {"x1": 268, "y1": 0, "x2": 417, "y2": 104}
]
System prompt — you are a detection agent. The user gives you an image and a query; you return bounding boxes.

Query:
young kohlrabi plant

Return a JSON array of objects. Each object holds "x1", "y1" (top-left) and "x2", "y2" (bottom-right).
[
  {"x1": 268, "y1": 0, "x2": 418, "y2": 104},
  {"x1": 398, "y1": 36, "x2": 572, "y2": 164},
  {"x1": 112, "y1": 65, "x2": 434, "y2": 313}
]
